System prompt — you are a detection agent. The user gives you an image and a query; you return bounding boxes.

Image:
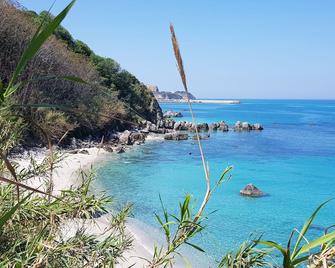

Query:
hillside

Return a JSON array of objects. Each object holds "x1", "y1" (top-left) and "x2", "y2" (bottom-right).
[{"x1": 0, "y1": 0, "x2": 162, "y2": 145}]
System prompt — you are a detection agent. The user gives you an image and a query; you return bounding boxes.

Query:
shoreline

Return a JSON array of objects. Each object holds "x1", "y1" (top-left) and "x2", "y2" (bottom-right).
[
  {"x1": 12, "y1": 146, "x2": 158, "y2": 267},
  {"x1": 10, "y1": 124, "x2": 231, "y2": 267},
  {"x1": 12, "y1": 136, "x2": 202, "y2": 267}
]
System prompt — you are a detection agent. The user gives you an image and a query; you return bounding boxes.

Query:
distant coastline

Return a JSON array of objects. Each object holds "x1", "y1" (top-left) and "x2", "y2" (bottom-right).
[
  {"x1": 158, "y1": 99, "x2": 241, "y2": 104},
  {"x1": 146, "y1": 84, "x2": 240, "y2": 104}
]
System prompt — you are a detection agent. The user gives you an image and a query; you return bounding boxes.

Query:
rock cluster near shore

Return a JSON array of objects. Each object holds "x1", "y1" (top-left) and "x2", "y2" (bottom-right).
[
  {"x1": 65, "y1": 118, "x2": 263, "y2": 155},
  {"x1": 143, "y1": 119, "x2": 263, "y2": 135},
  {"x1": 234, "y1": 121, "x2": 263, "y2": 131}
]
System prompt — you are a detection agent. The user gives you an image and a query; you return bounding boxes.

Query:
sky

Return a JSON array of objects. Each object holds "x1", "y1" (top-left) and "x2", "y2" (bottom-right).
[{"x1": 19, "y1": 0, "x2": 335, "y2": 99}]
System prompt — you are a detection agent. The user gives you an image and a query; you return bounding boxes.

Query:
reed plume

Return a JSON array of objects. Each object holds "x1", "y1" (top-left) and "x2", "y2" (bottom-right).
[{"x1": 170, "y1": 24, "x2": 210, "y2": 222}]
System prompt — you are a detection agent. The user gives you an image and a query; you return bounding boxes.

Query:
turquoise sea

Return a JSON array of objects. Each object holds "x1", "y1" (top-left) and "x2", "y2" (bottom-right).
[{"x1": 96, "y1": 100, "x2": 335, "y2": 263}]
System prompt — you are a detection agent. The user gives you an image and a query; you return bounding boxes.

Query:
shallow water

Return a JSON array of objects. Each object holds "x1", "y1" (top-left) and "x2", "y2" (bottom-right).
[{"x1": 97, "y1": 100, "x2": 335, "y2": 264}]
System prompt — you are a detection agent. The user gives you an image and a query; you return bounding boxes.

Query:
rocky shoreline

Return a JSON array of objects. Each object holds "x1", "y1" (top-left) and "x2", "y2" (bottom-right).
[
  {"x1": 11, "y1": 117, "x2": 263, "y2": 158},
  {"x1": 64, "y1": 118, "x2": 264, "y2": 153},
  {"x1": 140, "y1": 118, "x2": 263, "y2": 141}
]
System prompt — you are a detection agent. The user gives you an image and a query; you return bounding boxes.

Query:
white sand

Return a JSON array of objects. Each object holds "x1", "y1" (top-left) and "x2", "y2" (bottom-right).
[
  {"x1": 11, "y1": 148, "x2": 174, "y2": 267},
  {"x1": 12, "y1": 146, "x2": 210, "y2": 267}
]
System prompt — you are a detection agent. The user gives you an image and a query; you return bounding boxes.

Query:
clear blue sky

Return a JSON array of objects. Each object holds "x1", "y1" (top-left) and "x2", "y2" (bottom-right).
[{"x1": 19, "y1": 0, "x2": 335, "y2": 99}]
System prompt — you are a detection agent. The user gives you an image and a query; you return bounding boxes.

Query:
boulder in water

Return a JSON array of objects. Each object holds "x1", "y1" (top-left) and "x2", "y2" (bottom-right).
[
  {"x1": 252, "y1": 123, "x2": 264, "y2": 130},
  {"x1": 218, "y1": 121, "x2": 229, "y2": 131},
  {"x1": 240, "y1": 184, "x2": 264, "y2": 197},
  {"x1": 164, "y1": 131, "x2": 189, "y2": 141}
]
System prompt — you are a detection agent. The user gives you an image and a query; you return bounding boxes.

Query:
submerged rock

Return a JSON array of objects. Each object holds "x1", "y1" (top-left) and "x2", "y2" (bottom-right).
[
  {"x1": 192, "y1": 134, "x2": 210, "y2": 140},
  {"x1": 164, "y1": 131, "x2": 189, "y2": 141},
  {"x1": 240, "y1": 184, "x2": 265, "y2": 197}
]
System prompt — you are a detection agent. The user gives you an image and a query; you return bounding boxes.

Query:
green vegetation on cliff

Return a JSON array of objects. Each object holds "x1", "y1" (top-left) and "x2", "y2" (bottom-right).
[{"x1": 0, "y1": 0, "x2": 161, "y2": 145}]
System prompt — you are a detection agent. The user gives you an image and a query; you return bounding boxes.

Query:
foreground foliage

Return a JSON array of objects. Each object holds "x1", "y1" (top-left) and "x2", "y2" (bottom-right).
[
  {"x1": 0, "y1": 169, "x2": 132, "y2": 267},
  {"x1": 0, "y1": 0, "x2": 334, "y2": 267}
]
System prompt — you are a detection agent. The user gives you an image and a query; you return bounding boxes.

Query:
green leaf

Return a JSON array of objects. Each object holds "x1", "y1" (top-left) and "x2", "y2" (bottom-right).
[
  {"x1": 217, "y1": 166, "x2": 233, "y2": 186},
  {"x1": 292, "y1": 198, "x2": 333, "y2": 258},
  {"x1": 4, "y1": 0, "x2": 77, "y2": 97},
  {"x1": 0, "y1": 193, "x2": 32, "y2": 229},
  {"x1": 184, "y1": 241, "x2": 205, "y2": 252},
  {"x1": 257, "y1": 241, "x2": 287, "y2": 256},
  {"x1": 291, "y1": 255, "x2": 309, "y2": 266},
  {"x1": 4, "y1": 82, "x2": 22, "y2": 98},
  {"x1": 296, "y1": 231, "x2": 335, "y2": 257}
]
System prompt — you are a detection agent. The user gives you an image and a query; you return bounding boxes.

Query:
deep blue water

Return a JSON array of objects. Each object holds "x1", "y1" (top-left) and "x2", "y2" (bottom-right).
[{"x1": 96, "y1": 100, "x2": 335, "y2": 264}]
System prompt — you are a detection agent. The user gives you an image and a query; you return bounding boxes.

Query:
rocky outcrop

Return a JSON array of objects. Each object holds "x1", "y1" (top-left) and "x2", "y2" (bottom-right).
[
  {"x1": 119, "y1": 130, "x2": 132, "y2": 145},
  {"x1": 119, "y1": 130, "x2": 147, "y2": 145},
  {"x1": 164, "y1": 132, "x2": 189, "y2": 141},
  {"x1": 114, "y1": 146, "x2": 126, "y2": 154},
  {"x1": 157, "y1": 119, "x2": 175, "y2": 129},
  {"x1": 141, "y1": 119, "x2": 263, "y2": 138},
  {"x1": 219, "y1": 121, "x2": 229, "y2": 131},
  {"x1": 129, "y1": 132, "x2": 146, "y2": 145},
  {"x1": 208, "y1": 121, "x2": 229, "y2": 131},
  {"x1": 163, "y1": 110, "x2": 183, "y2": 118},
  {"x1": 240, "y1": 184, "x2": 265, "y2": 197},
  {"x1": 234, "y1": 121, "x2": 263, "y2": 131}
]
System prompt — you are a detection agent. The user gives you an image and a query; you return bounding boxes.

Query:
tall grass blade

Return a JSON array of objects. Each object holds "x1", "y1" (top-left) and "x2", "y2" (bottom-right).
[
  {"x1": 170, "y1": 24, "x2": 210, "y2": 223},
  {"x1": 257, "y1": 241, "x2": 287, "y2": 255}
]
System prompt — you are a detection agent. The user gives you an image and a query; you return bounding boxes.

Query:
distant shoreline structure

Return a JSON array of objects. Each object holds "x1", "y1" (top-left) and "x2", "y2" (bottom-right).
[
  {"x1": 158, "y1": 99, "x2": 241, "y2": 104},
  {"x1": 146, "y1": 84, "x2": 240, "y2": 104}
]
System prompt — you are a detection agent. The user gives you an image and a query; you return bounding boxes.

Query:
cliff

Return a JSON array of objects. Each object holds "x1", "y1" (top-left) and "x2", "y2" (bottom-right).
[{"x1": 0, "y1": 1, "x2": 162, "y2": 144}]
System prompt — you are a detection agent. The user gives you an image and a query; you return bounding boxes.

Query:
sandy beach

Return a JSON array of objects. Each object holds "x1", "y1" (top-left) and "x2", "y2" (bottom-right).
[
  {"x1": 12, "y1": 145, "x2": 203, "y2": 267},
  {"x1": 13, "y1": 147, "x2": 155, "y2": 267}
]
